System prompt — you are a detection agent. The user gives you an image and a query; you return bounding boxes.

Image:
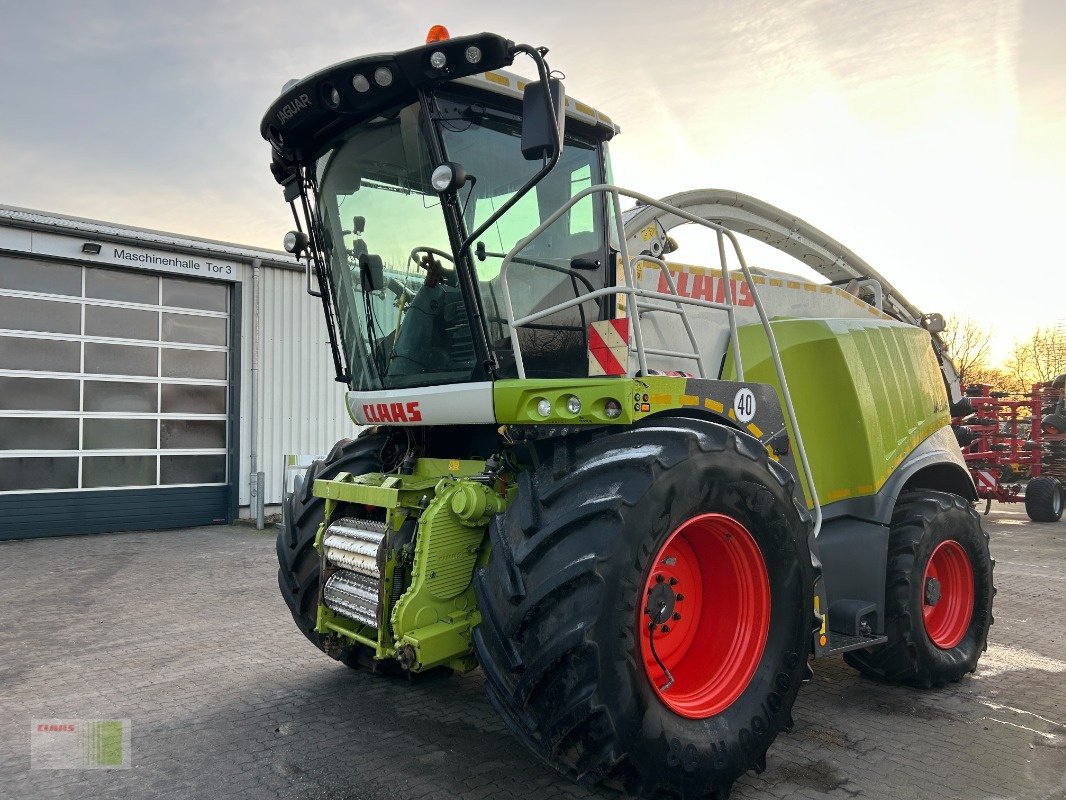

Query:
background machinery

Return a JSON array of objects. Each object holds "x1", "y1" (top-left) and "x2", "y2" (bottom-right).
[
  {"x1": 261, "y1": 28, "x2": 998, "y2": 798},
  {"x1": 953, "y1": 378, "x2": 1066, "y2": 521}
]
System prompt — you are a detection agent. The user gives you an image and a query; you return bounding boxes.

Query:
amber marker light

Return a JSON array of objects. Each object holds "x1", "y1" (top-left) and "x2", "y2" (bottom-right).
[{"x1": 426, "y1": 25, "x2": 450, "y2": 43}]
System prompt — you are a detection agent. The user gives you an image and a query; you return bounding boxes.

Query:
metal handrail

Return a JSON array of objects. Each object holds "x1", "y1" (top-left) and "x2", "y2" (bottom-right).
[
  {"x1": 630, "y1": 253, "x2": 711, "y2": 378},
  {"x1": 497, "y1": 183, "x2": 822, "y2": 538}
]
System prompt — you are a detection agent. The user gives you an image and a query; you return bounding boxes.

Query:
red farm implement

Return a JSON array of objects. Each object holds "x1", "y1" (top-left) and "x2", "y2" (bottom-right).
[{"x1": 954, "y1": 378, "x2": 1066, "y2": 521}]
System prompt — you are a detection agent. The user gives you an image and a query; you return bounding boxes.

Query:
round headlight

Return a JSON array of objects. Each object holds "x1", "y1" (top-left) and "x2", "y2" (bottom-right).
[
  {"x1": 465, "y1": 46, "x2": 482, "y2": 64},
  {"x1": 536, "y1": 399, "x2": 552, "y2": 418},
  {"x1": 283, "y1": 230, "x2": 308, "y2": 255},
  {"x1": 604, "y1": 399, "x2": 622, "y2": 419},
  {"x1": 429, "y1": 50, "x2": 447, "y2": 69},
  {"x1": 566, "y1": 396, "x2": 582, "y2": 415},
  {"x1": 431, "y1": 164, "x2": 455, "y2": 192},
  {"x1": 352, "y1": 74, "x2": 370, "y2": 93},
  {"x1": 430, "y1": 162, "x2": 466, "y2": 193},
  {"x1": 373, "y1": 67, "x2": 393, "y2": 87}
]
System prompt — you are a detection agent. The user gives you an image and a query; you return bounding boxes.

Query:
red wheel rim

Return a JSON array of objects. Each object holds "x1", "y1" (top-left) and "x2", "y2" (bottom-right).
[
  {"x1": 638, "y1": 513, "x2": 770, "y2": 719},
  {"x1": 922, "y1": 540, "x2": 974, "y2": 649}
]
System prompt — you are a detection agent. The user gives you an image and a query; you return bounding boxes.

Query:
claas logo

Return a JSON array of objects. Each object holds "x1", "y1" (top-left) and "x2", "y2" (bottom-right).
[
  {"x1": 656, "y1": 269, "x2": 754, "y2": 306},
  {"x1": 362, "y1": 401, "x2": 423, "y2": 423}
]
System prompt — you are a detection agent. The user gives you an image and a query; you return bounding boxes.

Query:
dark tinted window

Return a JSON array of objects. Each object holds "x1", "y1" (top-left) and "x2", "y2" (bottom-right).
[
  {"x1": 83, "y1": 455, "x2": 156, "y2": 487},
  {"x1": 0, "y1": 456, "x2": 78, "y2": 490},
  {"x1": 161, "y1": 384, "x2": 226, "y2": 414},
  {"x1": 162, "y1": 278, "x2": 227, "y2": 312},
  {"x1": 161, "y1": 454, "x2": 226, "y2": 484},
  {"x1": 161, "y1": 349, "x2": 226, "y2": 380},
  {"x1": 0, "y1": 377, "x2": 79, "y2": 411},
  {"x1": 162, "y1": 313, "x2": 226, "y2": 345},
  {"x1": 0, "y1": 256, "x2": 81, "y2": 296},
  {"x1": 0, "y1": 336, "x2": 80, "y2": 372},
  {"x1": 85, "y1": 268, "x2": 158, "y2": 304},
  {"x1": 83, "y1": 381, "x2": 158, "y2": 413},
  {"x1": 83, "y1": 418, "x2": 157, "y2": 450},
  {"x1": 84, "y1": 305, "x2": 158, "y2": 341},
  {"x1": 85, "y1": 343, "x2": 158, "y2": 376},
  {"x1": 160, "y1": 419, "x2": 226, "y2": 449},
  {"x1": 0, "y1": 295, "x2": 81, "y2": 334},
  {"x1": 0, "y1": 418, "x2": 79, "y2": 450}
]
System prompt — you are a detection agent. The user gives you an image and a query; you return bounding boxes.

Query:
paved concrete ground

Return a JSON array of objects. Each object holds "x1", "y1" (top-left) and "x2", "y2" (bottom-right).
[{"x1": 0, "y1": 504, "x2": 1062, "y2": 800}]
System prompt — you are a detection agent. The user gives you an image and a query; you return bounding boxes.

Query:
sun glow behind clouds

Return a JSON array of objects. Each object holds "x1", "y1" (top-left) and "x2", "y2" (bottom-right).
[
  {"x1": 2, "y1": 0, "x2": 1062, "y2": 357},
  {"x1": 599, "y1": 0, "x2": 1058, "y2": 358}
]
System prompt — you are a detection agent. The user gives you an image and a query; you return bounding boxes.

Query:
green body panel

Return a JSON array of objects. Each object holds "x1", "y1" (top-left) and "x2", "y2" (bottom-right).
[
  {"x1": 724, "y1": 318, "x2": 949, "y2": 506},
  {"x1": 312, "y1": 319, "x2": 949, "y2": 668},
  {"x1": 313, "y1": 461, "x2": 512, "y2": 672}
]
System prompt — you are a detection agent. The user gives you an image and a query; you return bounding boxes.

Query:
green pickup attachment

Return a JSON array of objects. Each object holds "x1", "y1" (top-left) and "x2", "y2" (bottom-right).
[{"x1": 313, "y1": 458, "x2": 512, "y2": 673}]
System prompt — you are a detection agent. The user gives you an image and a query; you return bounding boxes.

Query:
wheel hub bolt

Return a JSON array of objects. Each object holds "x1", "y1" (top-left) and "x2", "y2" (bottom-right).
[
  {"x1": 672, "y1": 612, "x2": 681, "y2": 621},
  {"x1": 669, "y1": 577, "x2": 678, "y2": 586},
  {"x1": 924, "y1": 577, "x2": 941, "y2": 606},
  {"x1": 655, "y1": 574, "x2": 664, "y2": 583},
  {"x1": 661, "y1": 625, "x2": 670, "y2": 633},
  {"x1": 676, "y1": 593, "x2": 684, "y2": 601}
]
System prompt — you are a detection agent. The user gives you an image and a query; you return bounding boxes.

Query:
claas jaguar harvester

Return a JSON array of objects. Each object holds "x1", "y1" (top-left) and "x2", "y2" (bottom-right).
[{"x1": 261, "y1": 27, "x2": 995, "y2": 799}]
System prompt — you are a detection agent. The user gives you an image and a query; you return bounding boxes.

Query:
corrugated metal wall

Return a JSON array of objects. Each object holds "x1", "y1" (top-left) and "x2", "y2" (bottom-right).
[{"x1": 236, "y1": 263, "x2": 359, "y2": 507}]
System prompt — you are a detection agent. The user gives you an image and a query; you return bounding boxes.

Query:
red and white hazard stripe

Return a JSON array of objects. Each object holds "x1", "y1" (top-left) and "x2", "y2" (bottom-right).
[
  {"x1": 974, "y1": 470, "x2": 997, "y2": 492},
  {"x1": 588, "y1": 319, "x2": 629, "y2": 376}
]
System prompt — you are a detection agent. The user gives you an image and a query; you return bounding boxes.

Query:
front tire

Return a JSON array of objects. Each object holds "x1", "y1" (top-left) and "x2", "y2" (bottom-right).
[
  {"x1": 844, "y1": 491, "x2": 994, "y2": 687},
  {"x1": 473, "y1": 418, "x2": 814, "y2": 799}
]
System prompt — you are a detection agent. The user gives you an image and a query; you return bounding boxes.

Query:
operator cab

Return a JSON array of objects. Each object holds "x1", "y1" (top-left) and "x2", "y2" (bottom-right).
[{"x1": 262, "y1": 31, "x2": 619, "y2": 391}]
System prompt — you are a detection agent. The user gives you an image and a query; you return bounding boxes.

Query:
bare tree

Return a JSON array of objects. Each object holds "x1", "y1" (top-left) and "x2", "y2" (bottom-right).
[
  {"x1": 942, "y1": 316, "x2": 993, "y2": 387},
  {"x1": 1006, "y1": 325, "x2": 1066, "y2": 391},
  {"x1": 964, "y1": 364, "x2": 1019, "y2": 394}
]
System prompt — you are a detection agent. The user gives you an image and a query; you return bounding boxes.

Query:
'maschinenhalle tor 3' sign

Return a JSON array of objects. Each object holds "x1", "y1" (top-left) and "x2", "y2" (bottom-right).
[{"x1": 112, "y1": 247, "x2": 236, "y2": 278}]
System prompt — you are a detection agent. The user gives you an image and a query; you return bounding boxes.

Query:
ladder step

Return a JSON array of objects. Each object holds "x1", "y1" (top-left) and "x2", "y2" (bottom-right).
[{"x1": 822, "y1": 631, "x2": 888, "y2": 655}]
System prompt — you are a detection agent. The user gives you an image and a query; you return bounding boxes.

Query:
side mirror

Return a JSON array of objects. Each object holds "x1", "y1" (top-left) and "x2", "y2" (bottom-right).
[
  {"x1": 521, "y1": 78, "x2": 566, "y2": 161},
  {"x1": 359, "y1": 253, "x2": 384, "y2": 293}
]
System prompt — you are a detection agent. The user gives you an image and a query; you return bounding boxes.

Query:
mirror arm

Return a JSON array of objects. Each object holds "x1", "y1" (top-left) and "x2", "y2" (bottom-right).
[{"x1": 456, "y1": 43, "x2": 561, "y2": 261}]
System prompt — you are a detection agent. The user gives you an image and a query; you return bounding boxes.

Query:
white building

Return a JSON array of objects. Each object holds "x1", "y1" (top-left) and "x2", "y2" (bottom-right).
[{"x1": 0, "y1": 205, "x2": 357, "y2": 539}]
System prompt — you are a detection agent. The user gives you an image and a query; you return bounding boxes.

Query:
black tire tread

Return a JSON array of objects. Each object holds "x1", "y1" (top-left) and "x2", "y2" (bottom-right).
[
  {"x1": 844, "y1": 491, "x2": 995, "y2": 688},
  {"x1": 1024, "y1": 476, "x2": 1063, "y2": 522},
  {"x1": 1042, "y1": 413, "x2": 1066, "y2": 435},
  {"x1": 474, "y1": 419, "x2": 813, "y2": 799}
]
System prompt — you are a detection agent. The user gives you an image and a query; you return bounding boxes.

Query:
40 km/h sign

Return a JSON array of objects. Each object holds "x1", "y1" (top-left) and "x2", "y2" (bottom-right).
[{"x1": 733, "y1": 387, "x2": 757, "y2": 423}]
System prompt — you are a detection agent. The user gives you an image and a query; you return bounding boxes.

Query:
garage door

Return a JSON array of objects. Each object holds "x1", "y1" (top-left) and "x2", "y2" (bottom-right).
[{"x1": 0, "y1": 254, "x2": 237, "y2": 539}]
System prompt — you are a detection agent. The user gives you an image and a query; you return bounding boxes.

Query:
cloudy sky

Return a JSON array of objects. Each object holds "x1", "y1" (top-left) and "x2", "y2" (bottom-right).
[{"x1": 2, "y1": 0, "x2": 1063, "y2": 358}]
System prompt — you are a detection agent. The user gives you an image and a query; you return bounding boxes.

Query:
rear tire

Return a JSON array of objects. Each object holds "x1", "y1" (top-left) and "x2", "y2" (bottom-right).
[
  {"x1": 844, "y1": 491, "x2": 994, "y2": 687},
  {"x1": 1041, "y1": 413, "x2": 1066, "y2": 435},
  {"x1": 473, "y1": 418, "x2": 814, "y2": 799},
  {"x1": 277, "y1": 430, "x2": 401, "y2": 667},
  {"x1": 1025, "y1": 476, "x2": 1064, "y2": 522}
]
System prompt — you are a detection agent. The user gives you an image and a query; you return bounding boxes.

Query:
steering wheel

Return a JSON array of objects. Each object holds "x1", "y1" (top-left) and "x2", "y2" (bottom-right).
[{"x1": 408, "y1": 247, "x2": 457, "y2": 288}]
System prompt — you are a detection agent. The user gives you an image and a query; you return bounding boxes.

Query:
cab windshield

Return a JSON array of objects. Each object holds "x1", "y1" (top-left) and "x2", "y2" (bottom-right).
[
  {"x1": 316, "y1": 104, "x2": 476, "y2": 391},
  {"x1": 314, "y1": 94, "x2": 609, "y2": 390},
  {"x1": 436, "y1": 91, "x2": 608, "y2": 378}
]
